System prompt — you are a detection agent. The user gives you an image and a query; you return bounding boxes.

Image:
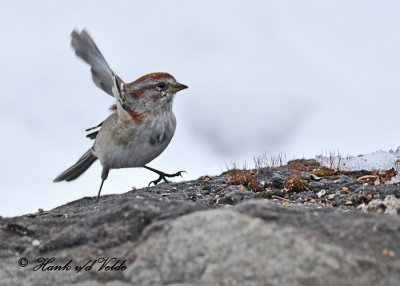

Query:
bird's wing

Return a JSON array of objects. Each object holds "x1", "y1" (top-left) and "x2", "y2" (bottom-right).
[
  {"x1": 85, "y1": 121, "x2": 103, "y2": 140},
  {"x1": 71, "y1": 29, "x2": 123, "y2": 96},
  {"x1": 86, "y1": 130, "x2": 99, "y2": 140},
  {"x1": 110, "y1": 74, "x2": 134, "y2": 122}
]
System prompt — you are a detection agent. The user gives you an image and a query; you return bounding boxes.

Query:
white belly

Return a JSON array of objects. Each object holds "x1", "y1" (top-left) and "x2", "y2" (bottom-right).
[
  {"x1": 93, "y1": 112, "x2": 176, "y2": 169},
  {"x1": 99, "y1": 134, "x2": 173, "y2": 168}
]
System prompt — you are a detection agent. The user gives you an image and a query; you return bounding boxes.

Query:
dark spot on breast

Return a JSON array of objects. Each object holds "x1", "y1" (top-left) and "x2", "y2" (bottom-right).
[
  {"x1": 149, "y1": 132, "x2": 167, "y2": 146},
  {"x1": 149, "y1": 137, "x2": 156, "y2": 146}
]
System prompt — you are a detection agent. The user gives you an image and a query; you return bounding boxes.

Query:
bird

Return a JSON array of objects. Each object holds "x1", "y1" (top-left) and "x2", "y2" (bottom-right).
[{"x1": 53, "y1": 29, "x2": 188, "y2": 201}]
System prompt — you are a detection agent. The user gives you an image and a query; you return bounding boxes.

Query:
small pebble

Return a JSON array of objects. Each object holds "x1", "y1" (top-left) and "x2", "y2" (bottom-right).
[{"x1": 32, "y1": 239, "x2": 40, "y2": 247}]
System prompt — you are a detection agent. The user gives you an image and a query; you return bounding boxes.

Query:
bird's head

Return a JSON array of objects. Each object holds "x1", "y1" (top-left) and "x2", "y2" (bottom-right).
[{"x1": 124, "y1": 72, "x2": 187, "y2": 111}]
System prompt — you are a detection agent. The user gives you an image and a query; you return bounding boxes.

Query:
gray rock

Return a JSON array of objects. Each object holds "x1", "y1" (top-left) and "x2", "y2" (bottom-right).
[
  {"x1": 219, "y1": 185, "x2": 255, "y2": 205},
  {"x1": 125, "y1": 201, "x2": 400, "y2": 286},
  {"x1": 1, "y1": 167, "x2": 399, "y2": 285}
]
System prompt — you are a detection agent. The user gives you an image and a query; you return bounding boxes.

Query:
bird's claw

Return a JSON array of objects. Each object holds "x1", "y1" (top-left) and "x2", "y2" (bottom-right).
[
  {"x1": 147, "y1": 170, "x2": 186, "y2": 187},
  {"x1": 147, "y1": 176, "x2": 165, "y2": 187},
  {"x1": 173, "y1": 171, "x2": 186, "y2": 177}
]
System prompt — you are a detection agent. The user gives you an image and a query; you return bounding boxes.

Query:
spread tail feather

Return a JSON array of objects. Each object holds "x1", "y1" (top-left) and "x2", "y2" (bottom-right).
[{"x1": 53, "y1": 149, "x2": 97, "y2": 182}]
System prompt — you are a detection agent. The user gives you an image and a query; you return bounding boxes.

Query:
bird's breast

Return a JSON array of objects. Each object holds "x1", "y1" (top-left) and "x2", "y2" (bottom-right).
[
  {"x1": 94, "y1": 111, "x2": 176, "y2": 169},
  {"x1": 148, "y1": 112, "x2": 176, "y2": 146}
]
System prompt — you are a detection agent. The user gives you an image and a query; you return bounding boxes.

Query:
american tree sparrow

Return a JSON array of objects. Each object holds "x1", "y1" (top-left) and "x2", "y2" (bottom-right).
[{"x1": 54, "y1": 30, "x2": 188, "y2": 201}]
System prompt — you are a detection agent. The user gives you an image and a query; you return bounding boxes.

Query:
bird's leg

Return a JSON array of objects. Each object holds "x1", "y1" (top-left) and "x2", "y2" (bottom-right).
[
  {"x1": 143, "y1": 166, "x2": 185, "y2": 186},
  {"x1": 96, "y1": 168, "x2": 109, "y2": 202}
]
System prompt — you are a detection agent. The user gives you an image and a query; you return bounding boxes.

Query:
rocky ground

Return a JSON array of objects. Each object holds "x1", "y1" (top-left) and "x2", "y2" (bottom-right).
[{"x1": 1, "y1": 160, "x2": 399, "y2": 285}]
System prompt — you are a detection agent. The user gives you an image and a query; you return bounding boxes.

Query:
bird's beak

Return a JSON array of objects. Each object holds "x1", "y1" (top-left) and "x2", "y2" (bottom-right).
[{"x1": 171, "y1": 82, "x2": 188, "y2": 93}]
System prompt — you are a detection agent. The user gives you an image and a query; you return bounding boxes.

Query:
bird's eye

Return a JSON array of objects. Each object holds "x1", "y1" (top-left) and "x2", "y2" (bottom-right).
[{"x1": 156, "y1": 82, "x2": 167, "y2": 90}]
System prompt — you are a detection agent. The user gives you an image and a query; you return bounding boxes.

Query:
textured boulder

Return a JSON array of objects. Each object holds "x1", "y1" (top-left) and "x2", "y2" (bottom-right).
[
  {"x1": 125, "y1": 201, "x2": 400, "y2": 286},
  {"x1": 1, "y1": 166, "x2": 399, "y2": 285}
]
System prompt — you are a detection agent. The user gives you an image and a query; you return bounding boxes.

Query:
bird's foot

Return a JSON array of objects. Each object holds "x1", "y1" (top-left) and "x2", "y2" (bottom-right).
[{"x1": 148, "y1": 171, "x2": 185, "y2": 187}]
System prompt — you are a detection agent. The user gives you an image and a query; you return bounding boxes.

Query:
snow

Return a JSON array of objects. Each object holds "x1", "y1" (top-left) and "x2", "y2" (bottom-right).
[{"x1": 317, "y1": 148, "x2": 400, "y2": 171}]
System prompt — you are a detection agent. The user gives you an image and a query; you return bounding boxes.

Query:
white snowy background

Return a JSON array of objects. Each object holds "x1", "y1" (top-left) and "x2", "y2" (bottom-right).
[{"x1": 1, "y1": 0, "x2": 399, "y2": 217}]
